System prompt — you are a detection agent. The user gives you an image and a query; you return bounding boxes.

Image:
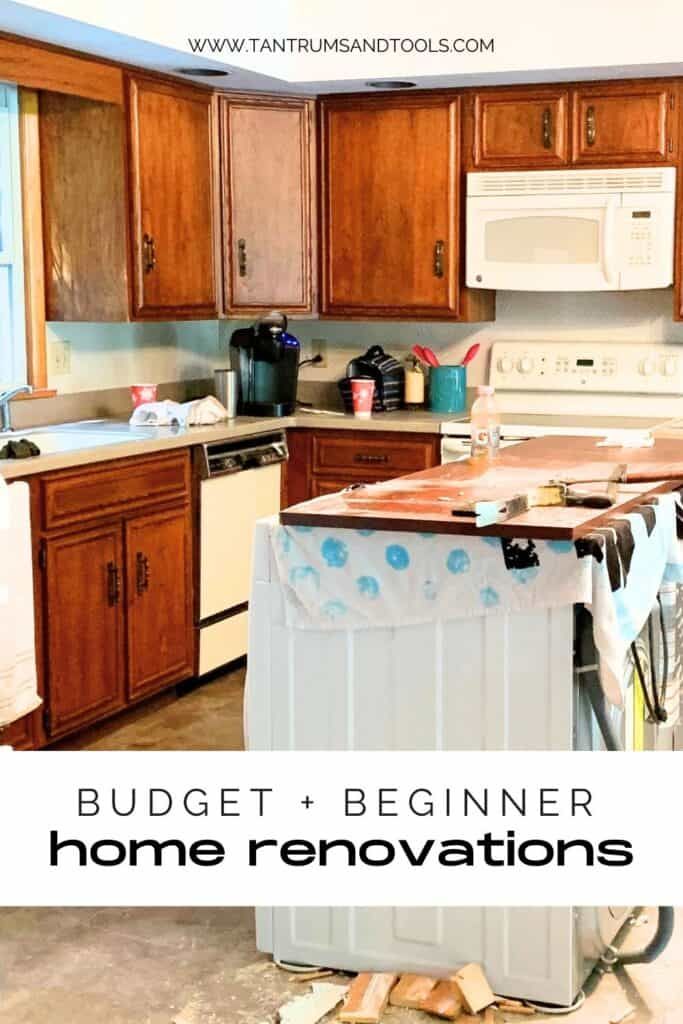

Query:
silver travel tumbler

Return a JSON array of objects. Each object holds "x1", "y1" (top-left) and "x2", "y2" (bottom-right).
[{"x1": 214, "y1": 369, "x2": 238, "y2": 419}]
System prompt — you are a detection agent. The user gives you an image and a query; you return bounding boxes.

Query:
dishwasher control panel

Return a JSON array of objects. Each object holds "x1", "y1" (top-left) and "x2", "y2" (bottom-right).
[{"x1": 200, "y1": 432, "x2": 288, "y2": 478}]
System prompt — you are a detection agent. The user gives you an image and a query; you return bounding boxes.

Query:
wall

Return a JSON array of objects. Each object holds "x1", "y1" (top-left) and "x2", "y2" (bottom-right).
[
  {"x1": 292, "y1": 288, "x2": 683, "y2": 390},
  {"x1": 46, "y1": 287, "x2": 683, "y2": 396}
]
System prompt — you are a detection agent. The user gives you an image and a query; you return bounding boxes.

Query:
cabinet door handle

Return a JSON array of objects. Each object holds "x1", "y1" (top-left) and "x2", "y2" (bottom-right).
[
  {"x1": 237, "y1": 238, "x2": 248, "y2": 277},
  {"x1": 542, "y1": 107, "x2": 552, "y2": 149},
  {"x1": 433, "y1": 239, "x2": 445, "y2": 278},
  {"x1": 142, "y1": 233, "x2": 157, "y2": 273},
  {"x1": 354, "y1": 452, "x2": 389, "y2": 464},
  {"x1": 135, "y1": 552, "x2": 150, "y2": 595},
  {"x1": 107, "y1": 561, "x2": 121, "y2": 606},
  {"x1": 585, "y1": 105, "x2": 597, "y2": 147}
]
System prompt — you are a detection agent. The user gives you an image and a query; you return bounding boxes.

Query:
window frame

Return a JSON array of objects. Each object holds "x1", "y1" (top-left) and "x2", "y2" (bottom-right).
[{"x1": 0, "y1": 81, "x2": 27, "y2": 388}]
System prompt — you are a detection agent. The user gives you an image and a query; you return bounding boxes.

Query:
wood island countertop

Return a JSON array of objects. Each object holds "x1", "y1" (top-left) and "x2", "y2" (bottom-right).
[{"x1": 281, "y1": 435, "x2": 683, "y2": 540}]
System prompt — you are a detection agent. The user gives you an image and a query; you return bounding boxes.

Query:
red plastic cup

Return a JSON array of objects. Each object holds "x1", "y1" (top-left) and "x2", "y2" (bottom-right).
[
  {"x1": 350, "y1": 378, "x2": 375, "y2": 419},
  {"x1": 130, "y1": 384, "x2": 158, "y2": 408}
]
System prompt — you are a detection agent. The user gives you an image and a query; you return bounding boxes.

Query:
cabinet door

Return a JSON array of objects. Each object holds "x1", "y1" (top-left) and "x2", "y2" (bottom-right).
[
  {"x1": 320, "y1": 96, "x2": 459, "y2": 317},
  {"x1": 44, "y1": 526, "x2": 125, "y2": 737},
  {"x1": 470, "y1": 89, "x2": 569, "y2": 168},
  {"x1": 571, "y1": 83, "x2": 675, "y2": 164},
  {"x1": 222, "y1": 97, "x2": 314, "y2": 313},
  {"x1": 125, "y1": 506, "x2": 194, "y2": 700},
  {"x1": 127, "y1": 76, "x2": 219, "y2": 318}
]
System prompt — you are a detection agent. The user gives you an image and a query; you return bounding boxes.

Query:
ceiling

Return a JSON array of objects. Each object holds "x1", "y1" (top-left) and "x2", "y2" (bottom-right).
[{"x1": 2, "y1": 0, "x2": 683, "y2": 96}]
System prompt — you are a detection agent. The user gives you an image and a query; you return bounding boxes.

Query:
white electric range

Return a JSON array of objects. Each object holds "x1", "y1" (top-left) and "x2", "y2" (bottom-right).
[{"x1": 441, "y1": 340, "x2": 683, "y2": 462}]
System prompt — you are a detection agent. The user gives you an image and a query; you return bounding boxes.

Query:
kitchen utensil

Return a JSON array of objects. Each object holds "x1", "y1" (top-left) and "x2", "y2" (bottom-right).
[
  {"x1": 350, "y1": 378, "x2": 375, "y2": 419},
  {"x1": 412, "y1": 344, "x2": 440, "y2": 368},
  {"x1": 130, "y1": 384, "x2": 158, "y2": 408},
  {"x1": 429, "y1": 365, "x2": 467, "y2": 414},
  {"x1": 229, "y1": 312, "x2": 300, "y2": 416},
  {"x1": 451, "y1": 478, "x2": 617, "y2": 528},
  {"x1": 214, "y1": 368, "x2": 238, "y2": 418},
  {"x1": 461, "y1": 342, "x2": 480, "y2": 366}
]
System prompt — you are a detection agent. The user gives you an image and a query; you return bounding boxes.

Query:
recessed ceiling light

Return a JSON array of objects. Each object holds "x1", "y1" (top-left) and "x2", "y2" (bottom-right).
[
  {"x1": 366, "y1": 80, "x2": 416, "y2": 89},
  {"x1": 176, "y1": 67, "x2": 232, "y2": 78}
]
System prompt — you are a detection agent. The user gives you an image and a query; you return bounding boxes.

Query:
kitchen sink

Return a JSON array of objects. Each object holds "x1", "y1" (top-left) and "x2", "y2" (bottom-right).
[{"x1": 0, "y1": 420, "x2": 155, "y2": 456}]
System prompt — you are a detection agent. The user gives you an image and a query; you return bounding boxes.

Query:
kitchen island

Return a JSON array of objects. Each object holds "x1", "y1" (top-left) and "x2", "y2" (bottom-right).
[
  {"x1": 246, "y1": 435, "x2": 683, "y2": 1002},
  {"x1": 249, "y1": 434, "x2": 683, "y2": 752}
]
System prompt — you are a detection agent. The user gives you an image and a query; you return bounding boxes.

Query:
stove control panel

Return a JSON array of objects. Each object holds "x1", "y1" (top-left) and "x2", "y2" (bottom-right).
[{"x1": 490, "y1": 341, "x2": 683, "y2": 395}]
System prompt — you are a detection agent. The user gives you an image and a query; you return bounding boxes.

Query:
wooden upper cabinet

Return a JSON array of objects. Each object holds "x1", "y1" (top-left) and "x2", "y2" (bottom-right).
[
  {"x1": 39, "y1": 92, "x2": 130, "y2": 321},
  {"x1": 125, "y1": 506, "x2": 193, "y2": 700},
  {"x1": 571, "y1": 82, "x2": 676, "y2": 164},
  {"x1": 221, "y1": 96, "x2": 315, "y2": 314},
  {"x1": 468, "y1": 89, "x2": 569, "y2": 168},
  {"x1": 127, "y1": 75, "x2": 219, "y2": 318},
  {"x1": 320, "y1": 95, "x2": 462, "y2": 319}
]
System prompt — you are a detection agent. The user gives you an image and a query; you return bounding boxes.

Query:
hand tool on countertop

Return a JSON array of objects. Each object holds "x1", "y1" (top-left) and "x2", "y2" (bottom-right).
[{"x1": 451, "y1": 477, "x2": 621, "y2": 528}]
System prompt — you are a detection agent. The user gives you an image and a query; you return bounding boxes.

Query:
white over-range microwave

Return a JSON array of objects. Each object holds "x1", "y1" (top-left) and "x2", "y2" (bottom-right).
[{"x1": 466, "y1": 166, "x2": 676, "y2": 291}]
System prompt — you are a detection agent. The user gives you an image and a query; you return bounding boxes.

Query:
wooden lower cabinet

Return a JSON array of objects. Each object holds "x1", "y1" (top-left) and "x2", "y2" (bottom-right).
[
  {"x1": 285, "y1": 428, "x2": 441, "y2": 506},
  {"x1": 43, "y1": 524, "x2": 126, "y2": 737},
  {"x1": 36, "y1": 451, "x2": 195, "y2": 742},
  {"x1": 0, "y1": 711, "x2": 35, "y2": 750},
  {"x1": 125, "y1": 506, "x2": 194, "y2": 700}
]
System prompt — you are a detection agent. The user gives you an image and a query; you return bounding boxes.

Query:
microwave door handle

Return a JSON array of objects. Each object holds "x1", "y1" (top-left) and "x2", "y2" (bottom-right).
[{"x1": 602, "y1": 197, "x2": 619, "y2": 287}]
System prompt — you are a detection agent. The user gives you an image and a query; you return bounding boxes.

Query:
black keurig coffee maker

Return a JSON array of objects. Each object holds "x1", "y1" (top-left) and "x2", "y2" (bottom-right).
[{"x1": 230, "y1": 312, "x2": 300, "y2": 416}]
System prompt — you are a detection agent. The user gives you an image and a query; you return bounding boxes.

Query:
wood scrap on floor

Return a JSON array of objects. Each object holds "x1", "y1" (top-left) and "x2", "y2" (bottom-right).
[
  {"x1": 482, "y1": 1009, "x2": 497, "y2": 1024},
  {"x1": 609, "y1": 1007, "x2": 636, "y2": 1024},
  {"x1": 452, "y1": 964, "x2": 496, "y2": 1015},
  {"x1": 275, "y1": 982, "x2": 348, "y2": 1024},
  {"x1": 496, "y1": 1003, "x2": 535, "y2": 1016},
  {"x1": 292, "y1": 970, "x2": 335, "y2": 983},
  {"x1": 419, "y1": 979, "x2": 465, "y2": 1020},
  {"x1": 337, "y1": 973, "x2": 397, "y2": 1023},
  {"x1": 389, "y1": 974, "x2": 439, "y2": 1009}
]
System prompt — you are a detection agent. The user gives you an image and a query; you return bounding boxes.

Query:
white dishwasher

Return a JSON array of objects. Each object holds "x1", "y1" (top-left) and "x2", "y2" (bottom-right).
[{"x1": 197, "y1": 432, "x2": 287, "y2": 675}]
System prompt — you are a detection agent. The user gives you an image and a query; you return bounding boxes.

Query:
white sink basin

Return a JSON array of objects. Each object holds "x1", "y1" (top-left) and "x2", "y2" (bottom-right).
[{"x1": 1, "y1": 420, "x2": 154, "y2": 456}]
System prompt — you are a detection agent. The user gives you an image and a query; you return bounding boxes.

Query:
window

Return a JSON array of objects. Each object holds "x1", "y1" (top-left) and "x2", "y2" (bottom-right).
[{"x1": 0, "y1": 82, "x2": 27, "y2": 389}]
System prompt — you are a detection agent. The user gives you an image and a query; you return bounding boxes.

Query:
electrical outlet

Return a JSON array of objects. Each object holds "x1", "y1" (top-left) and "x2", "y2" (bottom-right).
[
  {"x1": 311, "y1": 337, "x2": 327, "y2": 368},
  {"x1": 51, "y1": 339, "x2": 71, "y2": 376}
]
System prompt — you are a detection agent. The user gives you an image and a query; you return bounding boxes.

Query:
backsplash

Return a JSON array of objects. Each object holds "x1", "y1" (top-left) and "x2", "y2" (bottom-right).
[
  {"x1": 44, "y1": 288, "x2": 683, "y2": 402},
  {"x1": 293, "y1": 288, "x2": 683, "y2": 390}
]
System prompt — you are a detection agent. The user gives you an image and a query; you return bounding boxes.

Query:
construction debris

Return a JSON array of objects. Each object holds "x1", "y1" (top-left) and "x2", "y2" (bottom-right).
[
  {"x1": 337, "y1": 973, "x2": 398, "y2": 1023},
  {"x1": 292, "y1": 970, "x2": 335, "y2": 984},
  {"x1": 496, "y1": 1003, "x2": 535, "y2": 1016},
  {"x1": 389, "y1": 975, "x2": 439, "y2": 1009},
  {"x1": 482, "y1": 1009, "x2": 496, "y2": 1024},
  {"x1": 452, "y1": 964, "x2": 496, "y2": 1015},
  {"x1": 419, "y1": 980, "x2": 465, "y2": 1020},
  {"x1": 275, "y1": 982, "x2": 348, "y2": 1024},
  {"x1": 610, "y1": 1008, "x2": 636, "y2": 1024}
]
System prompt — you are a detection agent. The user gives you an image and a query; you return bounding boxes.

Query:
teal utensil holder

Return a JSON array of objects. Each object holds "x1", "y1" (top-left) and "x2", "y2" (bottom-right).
[{"x1": 428, "y1": 365, "x2": 467, "y2": 414}]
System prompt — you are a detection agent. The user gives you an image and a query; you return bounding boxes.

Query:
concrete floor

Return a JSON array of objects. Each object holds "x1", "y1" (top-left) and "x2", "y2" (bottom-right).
[
  {"x1": 26, "y1": 670, "x2": 680, "y2": 1021},
  {"x1": 0, "y1": 907, "x2": 682, "y2": 1023}
]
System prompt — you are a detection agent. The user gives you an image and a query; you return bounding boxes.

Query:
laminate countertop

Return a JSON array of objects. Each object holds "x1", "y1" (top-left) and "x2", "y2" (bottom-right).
[{"x1": 0, "y1": 408, "x2": 455, "y2": 480}]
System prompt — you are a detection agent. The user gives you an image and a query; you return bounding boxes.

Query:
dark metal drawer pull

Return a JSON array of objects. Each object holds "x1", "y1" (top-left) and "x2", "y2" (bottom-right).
[
  {"x1": 542, "y1": 107, "x2": 552, "y2": 149},
  {"x1": 136, "y1": 552, "x2": 150, "y2": 595},
  {"x1": 354, "y1": 453, "x2": 390, "y2": 464},
  {"x1": 237, "y1": 238, "x2": 248, "y2": 277},
  {"x1": 142, "y1": 233, "x2": 157, "y2": 273},
  {"x1": 107, "y1": 561, "x2": 121, "y2": 606},
  {"x1": 433, "y1": 239, "x2": 445, "y2": 278},
  {"x1": 586, "y1": 106, "x2": 596, "y2": 146}
]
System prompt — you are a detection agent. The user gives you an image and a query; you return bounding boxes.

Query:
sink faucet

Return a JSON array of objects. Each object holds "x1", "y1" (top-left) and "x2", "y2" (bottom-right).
[{"x1": 0, "y1": 385, "x2": 33, "y2": 432}]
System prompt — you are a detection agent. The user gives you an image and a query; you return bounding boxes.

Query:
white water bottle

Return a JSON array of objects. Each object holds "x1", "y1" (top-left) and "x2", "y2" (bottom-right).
[{"x1": 470, "y1": 385, "x2": 501, "y2": 459}]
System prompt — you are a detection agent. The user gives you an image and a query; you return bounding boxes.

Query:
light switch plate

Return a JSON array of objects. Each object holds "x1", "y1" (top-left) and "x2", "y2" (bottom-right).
[{"x1": 50, "y1": 339, "x2": 71, "y2": 375}]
